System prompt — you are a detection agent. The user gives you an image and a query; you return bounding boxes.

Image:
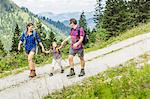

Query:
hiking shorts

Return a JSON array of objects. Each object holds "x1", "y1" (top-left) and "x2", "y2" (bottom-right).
[
  {"x1": 25, "y1": 47, "x2": 36, "y2": 55},
  {"x1": 69, "y1": 47, "x2": 84, "y2": 57}
]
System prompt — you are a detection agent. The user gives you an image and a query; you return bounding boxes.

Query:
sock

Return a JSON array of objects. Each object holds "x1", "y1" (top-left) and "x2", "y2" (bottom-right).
[{"x1": 71, "y1": 68, "x2": 74, "y2": 71}]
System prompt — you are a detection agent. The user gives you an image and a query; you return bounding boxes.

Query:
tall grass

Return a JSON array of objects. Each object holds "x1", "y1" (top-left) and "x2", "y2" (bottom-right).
[{"x1": 45, "y1": 54, "x2": 150, "y2": 99}]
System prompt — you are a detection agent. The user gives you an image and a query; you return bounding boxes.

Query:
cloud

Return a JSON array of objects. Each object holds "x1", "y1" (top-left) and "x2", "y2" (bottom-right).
[{"x1": 12, "y1": 0, "x2": 97, "y2": 14}]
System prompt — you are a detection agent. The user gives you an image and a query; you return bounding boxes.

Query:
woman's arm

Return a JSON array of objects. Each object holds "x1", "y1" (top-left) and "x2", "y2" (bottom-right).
[
  {"x1": 18, "y1": 33, "x2": 25, "y2": 51},
  {"x1": 39, "y1": 42, "x2": 45, "y2": 52},
  {"x1": 35, "y1": 32, "x2": 45, "y2": 52}
]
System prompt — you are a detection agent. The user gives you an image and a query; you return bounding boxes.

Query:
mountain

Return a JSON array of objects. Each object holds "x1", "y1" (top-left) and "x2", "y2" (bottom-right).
[
  {"x1": 38, "y1": 12, "x2": 95, "y2": 29},
  {"x1": 39, "y1": 16, "x2": 70, "y2": 35},
  {"x1": 0, "y1": 0, "x2": 66, "y2": 52}
]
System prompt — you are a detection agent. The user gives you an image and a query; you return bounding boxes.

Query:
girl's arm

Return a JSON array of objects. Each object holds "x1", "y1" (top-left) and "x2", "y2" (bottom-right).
[{"x1": 45, "y1": 49, "x2": 52, "y2": 54}]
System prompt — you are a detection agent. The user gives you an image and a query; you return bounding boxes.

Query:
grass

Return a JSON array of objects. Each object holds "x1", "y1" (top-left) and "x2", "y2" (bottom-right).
[
  {"x1": 0, "y1": 53, "x2": 53, "y2": 78},
  {"x1": 85, "y1": 22, "x2": 150, "y2": 52},
  {"x1": 1, "y1": 22, "x2": 150, "y2": 78},
  {"x1": 44, "y1": 53, "x2": 150, "y2": 99}
]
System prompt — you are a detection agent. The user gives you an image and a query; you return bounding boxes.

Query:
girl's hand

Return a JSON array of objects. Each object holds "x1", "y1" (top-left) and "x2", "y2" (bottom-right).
[
  {"x1": 58, "y1": 45, "x2": 63, "y2": 49},
  {"x1": 45, "y1": 51, "x2": 50, "y2": 54},
  {"x1": 56, "y1": 48, "x2": 59, "y2": 53}
]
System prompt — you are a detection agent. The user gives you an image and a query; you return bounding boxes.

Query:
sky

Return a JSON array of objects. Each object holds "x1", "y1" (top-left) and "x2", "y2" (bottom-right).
[{"x1": 12, "y1": 0, "x2": 97, "y2": 14}]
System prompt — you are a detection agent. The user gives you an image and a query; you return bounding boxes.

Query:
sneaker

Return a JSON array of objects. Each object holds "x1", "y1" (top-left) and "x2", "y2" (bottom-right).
[
  {"x1": 29, "y1": 70, "x2": 36, "y2": 78},
  {"x1": 78, "y1": 69, "x2": 85, "y2": 77},
  {"x1": 49, "y1": 73, "x2": 53, "y2": 76},
  {"x1": 61, "y1": 69, "x2": 64, "y2": 73},
  {"x1": 67, "y1": 68, "x2": 75, "y2": 77}
]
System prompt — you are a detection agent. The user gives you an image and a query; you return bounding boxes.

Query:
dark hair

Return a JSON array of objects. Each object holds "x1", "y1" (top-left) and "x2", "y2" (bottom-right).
[
  {"x1": 26, "y1": 23, "x2": 34, "y2": 31},
  {"x1": 70, "y1": 18, "x2": 77, "y2": 25}
]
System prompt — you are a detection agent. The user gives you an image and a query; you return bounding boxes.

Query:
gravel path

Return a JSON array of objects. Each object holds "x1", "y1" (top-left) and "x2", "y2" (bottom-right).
[{"x1": 0, "y1": 33, "x2": 150, "y2": 99}]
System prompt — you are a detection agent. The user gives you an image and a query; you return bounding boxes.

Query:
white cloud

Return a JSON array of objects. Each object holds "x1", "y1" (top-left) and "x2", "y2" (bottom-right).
[{"x1": 12, "y1": 0, "x2": 97, "y2": 14}]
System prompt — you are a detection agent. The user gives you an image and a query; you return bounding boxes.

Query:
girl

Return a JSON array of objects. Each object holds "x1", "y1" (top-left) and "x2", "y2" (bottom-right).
[{"x1": 45, "y1": 42, "x2": 64, "y2": 76}]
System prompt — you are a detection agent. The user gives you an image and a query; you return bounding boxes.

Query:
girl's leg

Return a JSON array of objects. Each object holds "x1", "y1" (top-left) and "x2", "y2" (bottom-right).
[
  {"x1": 57, "y1": 58, "x2": 64, "y2": 73},
  {"x1": 50, "y1": 59, "x2": 56, "y2": 75}
]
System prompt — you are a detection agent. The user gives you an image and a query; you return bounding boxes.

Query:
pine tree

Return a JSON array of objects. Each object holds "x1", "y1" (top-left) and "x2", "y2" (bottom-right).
[
  {"x1": 35, "y1": 21, "x2": 46, "y2": 53},
  {"x1": 128, "y1": 0, "x2": 150, "y2": 25},
  {"x1": 45, "y1": 30, "x2": 56, "y2": 50},
  {"x1": 11, "y1": 23, "x2": 20, "y2": 52},
  {"x1": 79, "y1": 11, "x2": 88, "y2": 31},
  {"x1": 102, "y1": 0, "x2": 128, "y2": 38},
  {"x1": 94, "y1": 0, "x2": 103, "y2": 28},
  {"x1": 0, "y1": 39, "x2": 4, "y2": 52}
]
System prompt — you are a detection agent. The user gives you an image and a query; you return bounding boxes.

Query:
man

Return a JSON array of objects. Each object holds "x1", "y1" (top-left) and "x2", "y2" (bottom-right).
[
  {"x1": 18, "y1": 23, "x2": 45, "y2": 78},
  {"x1": 61, "y1": 18, "x2": 85, "y2": 77}
]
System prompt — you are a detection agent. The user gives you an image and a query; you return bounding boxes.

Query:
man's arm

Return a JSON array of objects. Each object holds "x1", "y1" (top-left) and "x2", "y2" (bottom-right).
[
  {"x1": 73, "y1": 36, "x2": 84, "y2": 48},
  {"x1": 60, "y1": 36, "x2": 71, "y2": 47},
  {"x1": 73, "y1": 27, "x2": 84, "y2": 48}
]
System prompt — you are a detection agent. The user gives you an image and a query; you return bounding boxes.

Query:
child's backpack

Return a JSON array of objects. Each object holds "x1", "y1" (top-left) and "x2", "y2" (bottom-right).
[{"x1": 77, "y1": 27, "x2": 89, "y2": 45}]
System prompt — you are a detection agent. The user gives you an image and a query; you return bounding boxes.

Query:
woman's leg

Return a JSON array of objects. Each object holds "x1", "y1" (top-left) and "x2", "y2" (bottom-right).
[
  {"x1": 28, "y1": 51, "x2": 36, "y2": 77},
  {"x1": 28, "y1": 51, "x2": 35, "y2": 70}
]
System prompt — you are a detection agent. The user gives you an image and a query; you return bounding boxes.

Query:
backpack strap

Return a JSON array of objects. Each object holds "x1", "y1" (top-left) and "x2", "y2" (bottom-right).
[{"x1": 77, "y1": 27, "x2": 81, "y2": 37}]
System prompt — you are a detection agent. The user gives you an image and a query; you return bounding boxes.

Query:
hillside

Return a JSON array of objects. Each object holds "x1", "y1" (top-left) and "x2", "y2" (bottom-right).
[
  {"x1": 38, "y1": 11, "x2": 95, "y2": 29},
  {"x1": 0, "y1": 0, "x2": 66, "y2": 52}
]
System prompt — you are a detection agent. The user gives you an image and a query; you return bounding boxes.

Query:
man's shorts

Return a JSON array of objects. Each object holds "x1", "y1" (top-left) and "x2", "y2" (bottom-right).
[
  {"x1": 69, "y1": 47, "x2": 84, "y2": 57},
  {"x1": 25, "y1": 47, "x2": 36, "y2": 55}
]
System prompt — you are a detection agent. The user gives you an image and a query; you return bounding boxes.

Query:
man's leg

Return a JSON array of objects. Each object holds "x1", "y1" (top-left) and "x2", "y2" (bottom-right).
[
  {"x1": 67, "y1": 48, "x2": 76, "y2": 77},
  {"x1": 80, "y1": 57, "x2": 85, "y2": 69},
  {"x1": 67, "y1": 55, "x2": 75, "y2": 77},
  {"x1": 78, "y1": 48, "x2": 85, "y2": 77},
  {"x1": 69, "y1": 55, "x2": 74, "y2": 69}
]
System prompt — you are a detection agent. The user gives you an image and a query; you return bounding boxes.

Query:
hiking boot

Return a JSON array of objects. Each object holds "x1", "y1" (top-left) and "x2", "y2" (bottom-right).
[
  {"x1": 78, "y1": 69, "x2": 85, "y2": 77},
  {"x1": 29, "y1": 70, "x2": 36, "y2": 78},
  {"x1": 67, "y1": 68, "x2": 75, "y2": 77},
  {"x1": 61, "y1": 69, "x2": 64, "y2": 73},
  {"x1": 49, "y1": 73, "x2": 53, "y2": 77}
]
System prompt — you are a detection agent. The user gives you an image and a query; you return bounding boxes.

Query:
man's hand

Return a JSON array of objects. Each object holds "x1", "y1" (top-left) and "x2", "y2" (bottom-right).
[{"x1": 73, "y1": 42, "x2": 79, "y2": 49}]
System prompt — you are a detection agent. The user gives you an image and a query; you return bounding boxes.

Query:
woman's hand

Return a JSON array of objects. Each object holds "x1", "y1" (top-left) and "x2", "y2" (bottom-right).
[
  {"x1": 18, "y1": 41, "x2": 22, "y2": 51},
  {"x1": 42, "y1": 47, "x2": 45, "y2": 53}
]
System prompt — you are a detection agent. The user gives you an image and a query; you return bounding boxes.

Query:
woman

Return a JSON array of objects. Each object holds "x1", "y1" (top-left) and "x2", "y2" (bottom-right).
[{"x1": 18, "y1": 23, "x2": 45, "y2": 78}]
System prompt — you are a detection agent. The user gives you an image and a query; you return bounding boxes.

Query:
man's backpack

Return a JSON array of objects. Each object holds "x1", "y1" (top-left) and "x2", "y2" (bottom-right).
[{"x1": 77, "y1": 27, "x2": 89, "y2": 45}]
